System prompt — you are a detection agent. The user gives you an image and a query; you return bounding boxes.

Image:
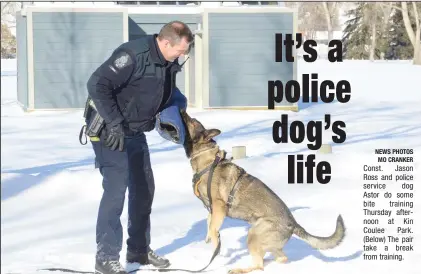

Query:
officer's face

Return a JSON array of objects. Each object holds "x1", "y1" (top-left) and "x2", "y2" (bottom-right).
[{"x1": 164, "y1": 37, "x2": 191, "y2": 62}]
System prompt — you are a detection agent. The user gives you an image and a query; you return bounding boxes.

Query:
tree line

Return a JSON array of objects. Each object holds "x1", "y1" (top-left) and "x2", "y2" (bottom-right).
[
  {"x1": 2, "y1": 2, "x2": 420, "y2": 64},
  {"x1": 1, "y1": 2, "x2": 21, "y2": 58},
  {"x1": 286, "y1": 2, "x2": 421, "y2": 65}
]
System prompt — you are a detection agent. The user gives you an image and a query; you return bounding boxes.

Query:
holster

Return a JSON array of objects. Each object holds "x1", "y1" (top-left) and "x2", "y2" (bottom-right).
[{"x1": 79, "y1": 96, "x2": 105, "y2": 145}]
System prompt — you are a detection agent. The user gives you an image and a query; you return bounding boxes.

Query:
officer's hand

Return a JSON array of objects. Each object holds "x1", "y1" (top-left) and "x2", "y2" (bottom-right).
[{"x1": 105, "y1": 123, "x2": 125, "y2": 151}]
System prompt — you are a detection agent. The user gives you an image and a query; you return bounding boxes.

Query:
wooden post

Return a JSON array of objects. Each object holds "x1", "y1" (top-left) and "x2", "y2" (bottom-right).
[
  {"x1": 318, "y1": 144, "x2": 332, "y2": 154},
  {"x1": 232, "y1": 146, "x2": 246, "y2": 159}
]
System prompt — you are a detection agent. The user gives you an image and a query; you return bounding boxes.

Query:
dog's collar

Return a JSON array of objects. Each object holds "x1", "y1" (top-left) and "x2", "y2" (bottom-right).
[{"x1": 190, "y1": 145, "x2": 220, "y2": 162}]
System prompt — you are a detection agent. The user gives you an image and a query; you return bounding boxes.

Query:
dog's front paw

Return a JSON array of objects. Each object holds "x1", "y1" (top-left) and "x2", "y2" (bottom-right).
[
  {"x1": 275, "y1": 256, "x2": 288, "y2": 264},
  {"x1": 228, "y1": 267, "x2": 263, "y2": 274},
  {"x1": 228, "y1": 268, "x2": 240, "y2": 274},
  {"x1": 228, "y1": 268, "x2": 247, "y2": 274}
]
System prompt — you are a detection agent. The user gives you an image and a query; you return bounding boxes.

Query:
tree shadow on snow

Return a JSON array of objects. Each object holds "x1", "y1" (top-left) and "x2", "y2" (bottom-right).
[
  {"x1": 151, "y1": 103, "x2": 421, "y2": 160},
  {"x1": 263, "y1": 123, "x2": 421, "y2": 158},
  {"x1": 1, "y1": 158, "x2": 94, "y2": 201},
  {"x1": 155, "y1": 217, "x2": 249, "y2": 257},
  {"x1": 156, "y1": 206, "x2": 361, "y2": 266},
  {"x1": 282, "y1": 237, "x2": 362, "y2": 263}
]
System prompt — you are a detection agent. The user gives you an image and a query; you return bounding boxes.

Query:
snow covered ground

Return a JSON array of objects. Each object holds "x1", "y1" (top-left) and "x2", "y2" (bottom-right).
[{"x1": 2, "y1": 59, "x2": 421, "y2": 274}]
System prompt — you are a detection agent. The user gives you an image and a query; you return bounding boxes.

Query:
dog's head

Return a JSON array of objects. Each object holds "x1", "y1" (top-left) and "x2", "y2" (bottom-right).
[{"x1": 181, "y1": 110, "x2": 221, "y2": 159}]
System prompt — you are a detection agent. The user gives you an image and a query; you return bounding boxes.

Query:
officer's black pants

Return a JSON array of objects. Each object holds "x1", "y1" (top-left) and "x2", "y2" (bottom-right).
[{"x1": 91, "y1": 132, "x2": 155, "y2": 262}]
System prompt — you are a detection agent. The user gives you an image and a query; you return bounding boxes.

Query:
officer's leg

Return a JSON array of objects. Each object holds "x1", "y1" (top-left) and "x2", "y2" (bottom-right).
[
  {"x1": 92, "y1": 140, "x2": 129, "y2": 262},
  {"x1": 126, "y1": 133, "x2": 155, "y2": 253}
]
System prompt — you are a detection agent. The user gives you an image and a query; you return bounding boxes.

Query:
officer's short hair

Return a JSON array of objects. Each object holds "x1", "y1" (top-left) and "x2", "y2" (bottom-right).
[{"x1": 158, "y1": 21, "x2": 194, "y2": 46}]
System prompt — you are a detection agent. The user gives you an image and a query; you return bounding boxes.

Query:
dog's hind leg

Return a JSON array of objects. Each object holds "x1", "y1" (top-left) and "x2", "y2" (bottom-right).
[
  {"x1": 228, "y1": 220, "x2": 270, "y2": 274},
  {"x1": 209, "y1": 199, "x2": 227, "y2": 249},
  {"x1": 270, "y1": 227, "x2": 293, "y2": 264},
  {"x1": 228, "y1": 241, "x2": 264, "y2": 274},
  {"x1": 272, "y1": 248, "x2": 288, "y2": 264},
  {"x1": 227, "y1": 247, "x2": 264, "y2": 274}
]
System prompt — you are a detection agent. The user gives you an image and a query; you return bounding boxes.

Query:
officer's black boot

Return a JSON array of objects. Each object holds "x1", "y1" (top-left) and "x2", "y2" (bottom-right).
[
  {"x1": 126, "y1": 247, "x2": 170, "y2": 268},
  {"x1": 95, "y1": 260, "x2": 128, "y2": 274}
]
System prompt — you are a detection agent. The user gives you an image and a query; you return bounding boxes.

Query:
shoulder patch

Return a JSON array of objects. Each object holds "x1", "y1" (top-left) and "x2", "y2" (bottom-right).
[{"x1": 112, "y1": 51, "x2": 133, "y2": 70}]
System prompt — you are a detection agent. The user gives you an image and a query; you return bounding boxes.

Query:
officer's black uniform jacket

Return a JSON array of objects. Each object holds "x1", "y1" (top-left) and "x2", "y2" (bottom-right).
[{"x1": 86, "y1": 34, "x2": 182, "y2": 134}]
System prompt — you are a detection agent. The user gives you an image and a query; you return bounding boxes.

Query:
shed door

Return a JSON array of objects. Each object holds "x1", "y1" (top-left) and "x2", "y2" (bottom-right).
[
  {"x1": 208, "y1": 13, "x2": 294, "y2": 108},
  {"x1": 32, "y1": 11, "x2": 124, "y2": 109}
]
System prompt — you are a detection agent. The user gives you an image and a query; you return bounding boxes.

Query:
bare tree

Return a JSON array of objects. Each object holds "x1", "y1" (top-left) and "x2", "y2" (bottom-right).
[
  {"x1": 1, "y1": 2, "x2": 21, "y2": 27},
  {"x1": 297, "y1": 2, "x2": 327, "y2": 40},
  {"x1": 290, "y1": 2, "x2": 341, "y2": 42},
  {"x1": 1, "y1": 23, "x2": 16, "y2": 58},
  {"x1": 322, "y1": 2, "x2": 338, "y2": 41},
  {"x1": 384, "y1": 2, "x2": 421, "y2": 65},
  {"x1": 363, "y1": 3, "x2": 385, "y2": 61},
  {"x1": 402, "y1": 2, "x2": 421, "y2": 65},
  {"x1": 1, "y1": 2, "x2": 21, "y2": 58},
  {"x1": 378, "y1": 3, "x2": 394, "y2": 60}
]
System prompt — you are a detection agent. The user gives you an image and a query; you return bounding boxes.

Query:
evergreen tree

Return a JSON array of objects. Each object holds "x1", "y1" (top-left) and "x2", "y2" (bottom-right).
[
  {"x1": 341, "y1": 3, "x2": 371, "y2": 59},
  {"x1": 385, "y1": 9, "x2": 414, "y2": 60},
  {"x1": 342, "y1": 2, "x2": 418, "y2": 61}
]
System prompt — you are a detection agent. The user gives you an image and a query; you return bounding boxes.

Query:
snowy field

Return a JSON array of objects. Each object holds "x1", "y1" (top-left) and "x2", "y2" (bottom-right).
[{"x1": 2, "y1": 59, "x2": 421, "y2": 274}]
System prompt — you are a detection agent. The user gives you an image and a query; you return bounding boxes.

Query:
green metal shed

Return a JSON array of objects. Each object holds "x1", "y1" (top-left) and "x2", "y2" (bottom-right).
[{"x1": 15, "y1": 4, "x2": 297, "y2": 111}]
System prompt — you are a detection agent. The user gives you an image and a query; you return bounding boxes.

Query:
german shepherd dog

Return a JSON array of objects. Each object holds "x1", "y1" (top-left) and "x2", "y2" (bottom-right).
[{"x1": 180, "y1": 110, "x2": 346, "y2": 274}]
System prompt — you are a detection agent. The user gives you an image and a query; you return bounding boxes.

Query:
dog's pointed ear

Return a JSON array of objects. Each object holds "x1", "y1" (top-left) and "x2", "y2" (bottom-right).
[
  {"x1": 180, "y1": 108, "x2": 188, "y2": 120},
  {"x1": 203, "y1": 129, "x2": 221, "y2": 141}
]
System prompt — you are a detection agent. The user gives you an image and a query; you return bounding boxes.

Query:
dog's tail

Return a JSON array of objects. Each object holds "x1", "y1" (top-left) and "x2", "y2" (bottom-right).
[{"x1": 293, "y1": 215, "x2": 345, "y2": 250}]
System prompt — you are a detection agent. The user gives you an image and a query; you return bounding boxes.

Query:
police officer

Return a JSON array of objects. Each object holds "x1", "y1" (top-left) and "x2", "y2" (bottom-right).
[{"x1": 85, "y1": 21, "x2": 193, "y2": 274}]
